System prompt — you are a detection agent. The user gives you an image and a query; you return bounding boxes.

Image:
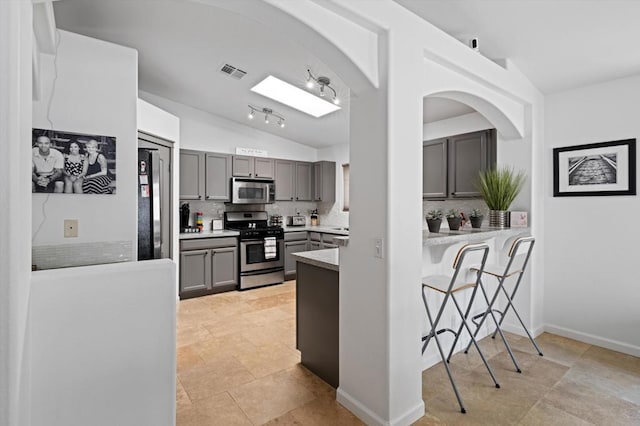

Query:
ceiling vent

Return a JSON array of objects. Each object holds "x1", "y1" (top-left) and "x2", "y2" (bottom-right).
[{"x1": 219, "y1": 63, "x2": 247, "y2": 80}]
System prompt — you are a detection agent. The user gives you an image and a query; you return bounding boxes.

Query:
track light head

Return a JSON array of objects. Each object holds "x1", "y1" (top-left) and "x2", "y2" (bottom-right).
[
  {"x1": 306, "y1": 69, "x2": 339, "y2": 104},
  {"x1": 247, "y1": 104, "x2": 285, "y2": 129}
]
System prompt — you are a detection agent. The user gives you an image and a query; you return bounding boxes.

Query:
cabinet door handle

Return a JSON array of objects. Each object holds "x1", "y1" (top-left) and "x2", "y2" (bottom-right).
[
  {"x1": 198, "y1": 195, "x2": 202, "y2": 199},
  {"x1": 290, "y1": 197, "x2": 293, "y2": 200},
  {"x1": 206, "y1": 195, "x2": 210, "y2": 199},
  {"x1": 296, "y1": 197, "x2": 298, "y2": 200}
]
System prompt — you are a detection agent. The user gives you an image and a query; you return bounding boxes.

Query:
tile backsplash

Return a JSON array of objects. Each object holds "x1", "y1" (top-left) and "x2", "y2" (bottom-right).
[{"x1": 181, "y1": 198, "x2": 486, "y2": 231}]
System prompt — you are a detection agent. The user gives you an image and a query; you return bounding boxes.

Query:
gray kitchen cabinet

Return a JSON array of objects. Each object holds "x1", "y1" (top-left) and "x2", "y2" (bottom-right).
[
  {"x1": 309, "y1": 241, "x2": 321, "y2": 251},
  {"x1": 232, "y1": 155, "x2": 274, "y2": 179},
  {"x1": 275, "y1": 159, "x2": 295, "y2": 201},
  {"x1": 211, "y1": 246, "x2": 237, "y2": 287},
  {"x1": 275, "y1": 160, "x2": 312, "y2": 201},
  {"x1": 179, "y1": 237, "x2": 238, "y2": 299},
  {"x1": 180, "y1": 150, "x2": 231, "y2": 201},
  {"x1": 254, "y1": 157, "x2": 275, "y2": 179},
  {"x1": 313, "y1": 161, "x2": 336, "y2": 203},
  {"x1": 448, "y1": 131, "x2": 494, "y2": 198},
  {"x1": 423, "y1": 129, "x2": 496, "y2": 199},
  {"x1": 285, "y1": 240, "x2": 308, "y2": 279},
  {"x1": 295, "y1": 162, "x2": 313, "y2": 201},
  {"x1": 179, "y1": 249, "x2": 209, "y2": 293},
  {"x1": 205, "y1": 153, "x2": 232, "y2": 201},
  {"x1": 423, "y1": 139, "x2": 447, "y2": 199},
  {"x1": 322, "y1": 243, "x2": 339, "y2": 249},
  {"x1": 180, "y1": 149, "x2": 205, "y2": 200}
]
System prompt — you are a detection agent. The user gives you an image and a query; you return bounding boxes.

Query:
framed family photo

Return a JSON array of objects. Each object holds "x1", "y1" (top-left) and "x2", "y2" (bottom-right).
[
  {"x1": 553, "y1": 139, "x2": 636, "y2": 197},
  {"x1": 32, "y1": 128, "x2": 116, "y2": 195}
]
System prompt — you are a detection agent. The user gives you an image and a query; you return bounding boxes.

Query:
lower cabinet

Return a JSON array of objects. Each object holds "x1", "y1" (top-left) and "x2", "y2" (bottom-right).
[
  {"x1": 179, "y1": 237, "x2": 238, "y2": 299},
  {"x1": 285, "y1": 240, "x2": 308, "y2": 280}
]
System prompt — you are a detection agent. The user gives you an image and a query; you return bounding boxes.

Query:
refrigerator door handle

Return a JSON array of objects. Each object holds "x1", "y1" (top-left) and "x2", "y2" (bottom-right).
[{"x1": 150, "y1": 150, "x2": 162, "y2": 259}]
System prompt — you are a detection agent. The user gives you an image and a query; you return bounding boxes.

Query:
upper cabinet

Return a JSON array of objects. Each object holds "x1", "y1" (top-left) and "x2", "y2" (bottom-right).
[
  {"x1": 295, "y1": 162, "x2": 312, "y2": 201},
  {"x1": 423, "y1": 129, "x2": 496, "y2": 199},
  {"x1": 181, "y1": 149, "x2": 336, "y2": 204},
  {"x1": 275, "y1": 159, "x2": 295, "y2": 201},
  {"x1": 205, "y1": 153, "x2": 232, "y2": 201},
  {"x1": 274, "y1": 160, "x2": 314, "y2": 201},
  {"x1": 180, "y1": 149, "x2": 232, "y2": 201},
  {"x1": 232, "y1": 155, "x2": 274, "y2": 179},
  {"x1": 313, "y1": 161, "x2": 336, "y2": 203},
  {"x1": 180, "y1": 149, "x2": 205, "y2": 200},
  {"x1": 423, "y1": 139, "x2": 448, "y2": 199}
]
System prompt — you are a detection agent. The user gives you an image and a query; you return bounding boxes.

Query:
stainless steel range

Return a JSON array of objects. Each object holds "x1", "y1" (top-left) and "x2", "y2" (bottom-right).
[{"x1": 224, "y1": 211, "x2": 284, "y2": 290}]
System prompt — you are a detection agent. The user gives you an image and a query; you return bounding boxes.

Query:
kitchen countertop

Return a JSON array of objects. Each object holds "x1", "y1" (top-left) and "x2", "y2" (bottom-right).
[
  {"x1": 179, "y1": 230, "x2": 239, "y2": 240},
  {"x1": 423, "y1": 227, "x2": 529, "y2": 246},
  {"x1": 292, "y1": 248, "x2": 339, "y2": 272},
  {"x1": 282, "y1": 225, "x2": 349, "y2": 235}
]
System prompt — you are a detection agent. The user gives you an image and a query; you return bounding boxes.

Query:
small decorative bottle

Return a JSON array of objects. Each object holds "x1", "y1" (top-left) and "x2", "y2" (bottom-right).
[{"x1": 195, "y1": 211, "x2": 203, "y2": 232}]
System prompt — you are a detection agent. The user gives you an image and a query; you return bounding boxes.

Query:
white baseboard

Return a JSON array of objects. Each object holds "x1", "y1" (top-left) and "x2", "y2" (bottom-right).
[
  {"x1": 544, "y1": 324, "x2": 640, "y2": 357},
  {"x1": 500, "y1": 322, "x2": 545, "y2": 338},
  {"x1": 336, "y1": 388, "x2": 425, "y2": 426}
]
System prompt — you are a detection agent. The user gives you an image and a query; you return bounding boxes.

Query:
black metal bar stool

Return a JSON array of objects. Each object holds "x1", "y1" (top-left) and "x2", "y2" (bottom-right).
[
  {"x1": 421, "y1": 242, "x2": 500, "y2": 414},
  {"x1": 465, "y1": 236, "x2": 543, "y2": 358}
]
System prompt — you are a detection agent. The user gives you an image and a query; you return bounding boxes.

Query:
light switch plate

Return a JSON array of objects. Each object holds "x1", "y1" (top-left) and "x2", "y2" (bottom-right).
[
  {"x1": 64, "y1": 219, "x2": 78, "y2": 238},
  {"x1": 374, "y1": 237, "x2": 384, "y2": 259}
]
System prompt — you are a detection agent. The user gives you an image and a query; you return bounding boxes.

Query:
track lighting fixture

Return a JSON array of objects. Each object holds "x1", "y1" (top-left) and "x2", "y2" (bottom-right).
[
  {"x1": 247, "y1": 105, "x2": 285, "y2": 128},
  {"x1": 306, "y1": 69, "x2": 340, "y2": 105}
]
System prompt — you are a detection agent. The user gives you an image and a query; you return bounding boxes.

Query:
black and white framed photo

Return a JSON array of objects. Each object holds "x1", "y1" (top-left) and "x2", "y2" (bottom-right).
[
  {"x1": 553, "y1": 139, "x2": 636, "y2": 197},
  {"x1": 32, "y1": 128, "x2": 116, "y2": 195}
]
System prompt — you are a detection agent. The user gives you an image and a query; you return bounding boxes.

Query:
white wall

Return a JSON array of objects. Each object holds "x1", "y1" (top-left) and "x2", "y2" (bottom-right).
[
  {"x1": 139, "y1": 90, "x2": 317, "y2": 161},
  {"x1": 1, "y1": 2, "x2": 33, "y2": 425},
  {"x1": 30, "y1": 260, "x2": 176, "y2": 426},
  {"x1": 422, "y1": 111, "x2": 492, "y2": 141},
  {"x1": 32, "y1": 30, "x2": 138, "y2": 263},
  {"x1": 545, "y1": 75, "x2": 640, "y2": 356}
]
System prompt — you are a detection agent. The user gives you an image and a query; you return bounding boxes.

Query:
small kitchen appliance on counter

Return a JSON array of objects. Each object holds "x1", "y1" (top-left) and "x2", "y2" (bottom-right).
[
  {"x1": 180, "y1": 203, "x2": 190, "y2": 232},
  {"x1": 269, "y1": 215, "x2": 283, "y2": 227},
  {"x1": 310, "y1": 209, "x2": 319, "y2": 226},
  {"x1": 286, "y1": 214, "x2": 306, "y2": 226},
  {"x1": 224, "y1": 211, "x2": 284, "y2": 290}
]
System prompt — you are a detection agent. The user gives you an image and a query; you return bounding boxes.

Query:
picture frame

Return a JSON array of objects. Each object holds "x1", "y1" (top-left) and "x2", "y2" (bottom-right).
[
  {"x1": 32, "y1": 128, "x2": 116, "y2": 195},
  {"x1": 553, "y1": 138, "x2": 636, "y2": 197}
]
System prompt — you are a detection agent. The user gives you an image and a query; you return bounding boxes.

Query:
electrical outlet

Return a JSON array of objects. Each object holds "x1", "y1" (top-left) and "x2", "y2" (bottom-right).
[
  {"x1": 64, "y1": 219, "x2": 78, "y2": 238},
  {"x1": 374, "y1": 237, "x2": 384, "y2": 259}
]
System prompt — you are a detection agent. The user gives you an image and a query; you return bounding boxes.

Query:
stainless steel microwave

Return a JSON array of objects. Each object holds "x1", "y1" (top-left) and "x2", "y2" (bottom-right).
[{"x1": 230, "y1": 177, "x2": 275, "y2": 204}]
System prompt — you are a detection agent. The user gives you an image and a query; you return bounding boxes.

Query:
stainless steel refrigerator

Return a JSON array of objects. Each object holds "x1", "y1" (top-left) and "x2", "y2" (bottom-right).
[{"x1": 137, "y1": 148, "x2": 161, "y2": 260}]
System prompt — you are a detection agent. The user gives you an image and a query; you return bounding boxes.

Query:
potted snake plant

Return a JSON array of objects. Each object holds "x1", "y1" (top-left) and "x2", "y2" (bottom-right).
[{"x1": 476, "y1": 167, "x2": 526, "y2": 228}]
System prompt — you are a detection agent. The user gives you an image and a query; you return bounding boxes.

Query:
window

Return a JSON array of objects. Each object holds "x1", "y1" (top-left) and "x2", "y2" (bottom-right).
[{"x1": 342, "y1": 163, "x2": 349, "y2": 212}]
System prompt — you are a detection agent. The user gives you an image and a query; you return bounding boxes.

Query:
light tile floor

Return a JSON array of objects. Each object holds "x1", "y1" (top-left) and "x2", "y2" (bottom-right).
[{"x1": 177, "y1": 280, "x2": 640, "y2": 425}]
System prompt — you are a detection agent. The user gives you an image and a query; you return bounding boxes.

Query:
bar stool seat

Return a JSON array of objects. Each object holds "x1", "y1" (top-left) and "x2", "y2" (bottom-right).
[
  {"x1": 467, "y1": 236, "x2": 543, "y2": 358},
  {"x1": 421, "y1": 242, "x2": 500, "y2": 414}
]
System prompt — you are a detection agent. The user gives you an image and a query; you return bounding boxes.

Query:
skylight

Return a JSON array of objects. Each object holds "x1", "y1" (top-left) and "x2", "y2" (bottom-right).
[{"x1": 250, "y1": 75, "x2": 341, "y2": 118}]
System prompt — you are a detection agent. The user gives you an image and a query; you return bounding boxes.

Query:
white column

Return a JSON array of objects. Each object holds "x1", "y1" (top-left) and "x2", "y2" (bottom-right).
[
  {"x1": 0, "y1": 1, "x2": 34, "y2": 425},
  {"x1": 338, "y1": 29, "x2": 425, "y2": 425}
]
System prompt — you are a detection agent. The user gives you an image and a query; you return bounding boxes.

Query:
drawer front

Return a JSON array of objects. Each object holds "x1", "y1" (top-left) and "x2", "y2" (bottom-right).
[
  {"x1": 285, "y1": 231, "x2": 308, "y2": 242},
  {"x1": 308, "y1": 232, "x2": 322, "y2": 242},
  {"x1": 180, "y1": 237, "x2": 237, "y2": 251}
]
